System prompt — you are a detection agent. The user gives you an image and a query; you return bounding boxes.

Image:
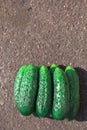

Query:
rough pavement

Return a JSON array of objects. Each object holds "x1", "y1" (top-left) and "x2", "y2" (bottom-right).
[{"x1": 0, "y1": 0, "x2": 87, "y2": 130}]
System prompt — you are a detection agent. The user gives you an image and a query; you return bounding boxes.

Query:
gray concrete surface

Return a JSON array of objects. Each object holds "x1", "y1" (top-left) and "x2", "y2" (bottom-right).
[{"x1": 0, "y1": 0, "x2": 87, "y2": 130}]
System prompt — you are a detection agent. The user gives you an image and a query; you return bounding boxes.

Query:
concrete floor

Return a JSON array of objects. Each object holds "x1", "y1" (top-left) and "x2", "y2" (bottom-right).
[{"x1": 0, "y1": 0, "x2": 87, "y2": 130}]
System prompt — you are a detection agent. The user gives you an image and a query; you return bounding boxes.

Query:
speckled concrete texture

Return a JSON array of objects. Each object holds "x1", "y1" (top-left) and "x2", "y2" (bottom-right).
[{"x1": 0, "y1": 0, "x2": 87, "y2": 130}]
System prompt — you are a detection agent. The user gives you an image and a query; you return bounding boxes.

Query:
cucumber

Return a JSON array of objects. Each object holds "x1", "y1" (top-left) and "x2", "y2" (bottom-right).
[
  {"x1": 14, "y1": 64, "x2": 38, "y2": 116},
  {"x1": 36, "y1": 65, "x2": 52, "y2": 117},
  {"x1": 14, "y1": 65, "x2": 27, "y2": 107},
  {"x1": 50, "y1": 64, "x2": 57, "y2": 73},
  {"x1": 50, "y1": 64, "x2": 58, "y2": 116},
  {"x1": 65, "y1": 66, "x2": 80, "y2": 120},
  {"x1": 52, "y1": 67, "x2": 69, "y2": 120}
]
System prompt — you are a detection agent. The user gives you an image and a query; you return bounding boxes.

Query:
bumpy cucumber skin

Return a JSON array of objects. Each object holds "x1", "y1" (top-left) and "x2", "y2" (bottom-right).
[
  {"x1": 36, "y1": 66, "x2": 52, "y2": 117},
  {"x1": 65, "y1": 66, "x2": 80, "y2": 120},
  {"x1": 15, "y1": 64, "x2": 38, "y2": 116},
  {"x1": 14, "y1": 65, "x2": 27, "y2": 108},
  {"x1": 50, "y1": 64, "x2": 58, "y2": 116},
  {"x1": 52, "y1": 67, "x2": 69, "y2": 120}
]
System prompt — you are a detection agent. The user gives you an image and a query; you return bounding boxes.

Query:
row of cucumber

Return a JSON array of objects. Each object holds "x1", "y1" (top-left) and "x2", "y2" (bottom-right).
[{"x1": 14, "y1": 64, "x2": 80, "y2": 120}]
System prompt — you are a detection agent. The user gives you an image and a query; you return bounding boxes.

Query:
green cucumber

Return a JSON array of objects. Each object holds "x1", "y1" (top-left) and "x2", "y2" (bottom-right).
[
  {"x1": 14, "y1": 65, "x2": 27, "y2": 107},
  {"x1": 14, "y1": 64, "x2": 38, "y2": 116},
  {"x1": 65, "y1": 66, "x2": 80, "y2": 119},
  {"x1": 36, "y1": 65, "x2": 52, "y2": 117},
  {"x1": 52, "y1": 67, "x2": 69, "y2": 120},
  {"x1": 50, "y1": 64, "x2": 57, "y2": 73},
  {"x1": 50, "y1": 64, "x2": 58, "y2": 116}
]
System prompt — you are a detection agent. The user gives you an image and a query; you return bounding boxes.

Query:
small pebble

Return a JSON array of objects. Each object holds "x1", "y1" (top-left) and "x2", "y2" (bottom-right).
[{"x1": 0, "y1": 99, "x2": 4, "y2": 106}]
